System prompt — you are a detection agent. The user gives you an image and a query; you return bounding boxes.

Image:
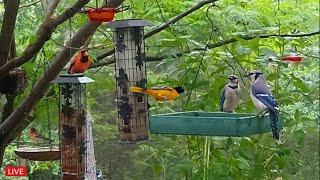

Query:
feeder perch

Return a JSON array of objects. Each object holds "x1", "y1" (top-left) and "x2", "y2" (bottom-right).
[
  {"x1": 85, "y1": 7, "x2": 116, "y2": 22},
  {"x1": 15, "y1": 146, "x2": 60, "y2": 161},
  {"x1": 107, "y1": 19, "x2": 152, "y2": 142},
  {"x1": 150, "y1": 112, "x2": 283, "y2": 137},
  {"x1": 53, "y1": 74, "x2": 95, "y2": 180}
]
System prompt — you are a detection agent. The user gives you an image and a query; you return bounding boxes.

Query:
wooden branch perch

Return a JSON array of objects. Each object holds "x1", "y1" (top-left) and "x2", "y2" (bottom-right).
[
  {"x1": 91, "y1": 31, "x2": 320, "y2": 68},
  {"x1": 94, "y1": 0, "x2": 217, "y2": 62}
]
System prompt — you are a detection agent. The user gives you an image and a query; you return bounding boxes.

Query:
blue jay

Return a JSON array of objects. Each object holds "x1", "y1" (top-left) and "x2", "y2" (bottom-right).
[
  {"x1": 220, "y1": 75, "x2": 241, "y2": 112},
  {"x1": 246, "y1": 70, "x2": 280, "y2": 140}
]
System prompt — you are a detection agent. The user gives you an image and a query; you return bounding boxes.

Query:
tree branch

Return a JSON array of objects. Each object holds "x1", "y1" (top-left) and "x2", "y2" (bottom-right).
[
  {"x1": 45, "y1": 0, "x2": 60, "y2": 18},
  {"x1": 0, "y1": 0, "x2": 90, "y2": 78},
  {"x1": 19, "y1": 0, "x2": 40, "y2": 8},
  {"x1": 90, "y1": 56, "x2": 163, "y2": 68},
  {"x1": 0, "y1": 22, "x2": 101, "y2": 159},
  {"x1": 92, "y1": 31, "x2": 320, "y2": 68},
  {"x1": 94, "y1": 0, "x2": 217, "y2": 63},
  {"x1": 0, "y1": 0, "x2": 20, "y2": 66},
  {"x1": 0, "y1": 0, "x2": 124, "y2": 165}
]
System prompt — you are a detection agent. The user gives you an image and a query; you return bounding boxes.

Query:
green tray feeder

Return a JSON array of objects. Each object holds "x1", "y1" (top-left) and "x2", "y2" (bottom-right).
[{"x1": 150, "y1": 111, "x2": 283, "y2": 137}]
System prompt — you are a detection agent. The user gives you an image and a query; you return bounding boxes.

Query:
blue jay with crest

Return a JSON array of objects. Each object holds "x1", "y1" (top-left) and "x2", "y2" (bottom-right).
[
  {"x1": 220, "y1": 75, "x2": 241, "y2": 112},
  {"x1": 246, "y1": 70, "x2": 280, "y2": 140}
]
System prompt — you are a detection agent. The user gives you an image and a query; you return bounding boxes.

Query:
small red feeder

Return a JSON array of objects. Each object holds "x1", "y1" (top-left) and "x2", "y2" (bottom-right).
[
  {"x1": 282, "y1": 53, "x2": 303, "y2": 66},
  {"x1": 85, "y1": 7, "x2": 116, "y2": 22}
]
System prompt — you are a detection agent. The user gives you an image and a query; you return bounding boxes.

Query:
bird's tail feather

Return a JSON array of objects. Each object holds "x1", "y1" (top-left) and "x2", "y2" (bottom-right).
[
  {"x1": 269, "y1": 110, "x2": 279, "y2": 140},
  {"x1": 130, "y1": 86, "x2": 145, "y2": 93}
]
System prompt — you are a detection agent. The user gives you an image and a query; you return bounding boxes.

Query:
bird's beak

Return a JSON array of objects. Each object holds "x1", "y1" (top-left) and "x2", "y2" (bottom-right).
[
  {"x1": 83, "y1": 51, "x2": 89, "y2": 56},
  {"x1": 244, "y1": 74, "x2": 249, "y2": 78}
]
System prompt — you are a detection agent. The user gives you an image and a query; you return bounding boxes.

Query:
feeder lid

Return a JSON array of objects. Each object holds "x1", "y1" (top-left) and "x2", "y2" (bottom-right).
[
  {"x1": 52, "y1": 74, "x2": 94, "y2": 84},
  {"x1": 106, "y1": 19, "x2": 153, "y2": 28}
]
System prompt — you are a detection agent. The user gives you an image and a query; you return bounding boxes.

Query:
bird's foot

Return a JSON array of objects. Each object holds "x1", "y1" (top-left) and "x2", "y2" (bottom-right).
[{"x1": 257, "y1": 109, "x2": 268, "y2": 119}]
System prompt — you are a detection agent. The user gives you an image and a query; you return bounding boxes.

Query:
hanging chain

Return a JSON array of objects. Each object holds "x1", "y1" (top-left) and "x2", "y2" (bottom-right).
[
  {"x1": 44, "y1": 61, "x2": 52, "y2": 148},
  {"x1": 69, "y1": 18, "x2": 73, "y2": 60},
  {"x1": 184, "y1": 3, "x2": 216, "y2": 111}
]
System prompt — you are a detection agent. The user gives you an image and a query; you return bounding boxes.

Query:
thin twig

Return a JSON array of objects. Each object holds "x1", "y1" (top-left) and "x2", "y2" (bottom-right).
[
  {"x1": 91, "y1": 31, "x2": 320, "y2": 68},
  {"x1": 95, "y1": 0, "x2": 218, "y2": 62},
  {"x1": 19, "y1": 0, "x2": 41, "y2": 8}
]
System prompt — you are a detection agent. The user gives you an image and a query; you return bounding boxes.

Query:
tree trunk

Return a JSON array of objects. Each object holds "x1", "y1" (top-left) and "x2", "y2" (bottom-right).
[
  {"x1": 0, "y1": 145, "x2": 5, "y2": 165},
  {"x1": 0, "y1": 0, "x2": 20, "y2": 66}
]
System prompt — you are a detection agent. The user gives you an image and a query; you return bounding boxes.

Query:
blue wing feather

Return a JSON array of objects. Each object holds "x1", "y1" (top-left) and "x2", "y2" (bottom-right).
[
  {"x1": 220, "y1": 88, "x2": 226, "y2": 111},
  {"x1": 252, "y1": 86, "x2": 279, "y2": 112}
]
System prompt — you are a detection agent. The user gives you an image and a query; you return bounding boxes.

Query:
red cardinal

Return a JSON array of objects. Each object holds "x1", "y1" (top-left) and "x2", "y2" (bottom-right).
[
  {"x1": 68, "y1": 50, "x2": 91, "y2": 74},
  {"x1": 29, "y1": 127, "x2": 50, "y2": 143}
]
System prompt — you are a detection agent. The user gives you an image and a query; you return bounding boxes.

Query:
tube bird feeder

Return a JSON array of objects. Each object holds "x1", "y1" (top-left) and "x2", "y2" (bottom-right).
[
  {"x1": 53, "y1": 74, "x2": 94, "y2": 180},
  {"x1": 107, "y1": 19, "x2": 152, "y2": 142}
]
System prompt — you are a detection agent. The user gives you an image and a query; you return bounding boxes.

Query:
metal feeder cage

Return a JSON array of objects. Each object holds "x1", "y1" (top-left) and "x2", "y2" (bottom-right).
[
  {"x1": 107, "y1": 19, "x2": 152, "y2": 142},
  {"x1": 53, "y1": 74, "x2": 95, "y2": 180}
]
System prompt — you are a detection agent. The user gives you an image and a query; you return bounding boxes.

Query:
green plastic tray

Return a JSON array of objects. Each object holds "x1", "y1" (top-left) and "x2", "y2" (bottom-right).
[{"x1": 150, "y1": 111, "x2": 283, "y2": 136}]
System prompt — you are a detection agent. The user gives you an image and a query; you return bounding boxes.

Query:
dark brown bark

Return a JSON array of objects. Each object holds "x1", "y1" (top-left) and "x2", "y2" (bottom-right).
[
  {"x1": 2, "y1": 95, "x2": 15, "y2": 122},
  {"x1": 0, "y1": 0, "x2": 20, "y2": 66},
  {"x1": 0, "y1": 146, "x2": 4, "y2": 166},
  {"x1": 9, "y1": 37, "x2": 17, "y2": 60}
]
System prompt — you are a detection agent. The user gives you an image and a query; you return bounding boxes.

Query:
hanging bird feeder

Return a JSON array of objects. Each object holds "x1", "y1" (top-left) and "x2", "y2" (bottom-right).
[
  {"x1": 282, "y1": 46, "x2": 303, "y2": 66},
  {"x1": 85, "y1": 7, "x2": 116, "y2": 22},
  {"x1": 15, "y1": 146, "x2": 60, "y2": 161},
  {"x1": 107, "y1": 19, "x2": 152, "y2": 142},
  {"x1": 150, "y1": 112, "x2": 283, "y2": 137},
  {"x1": 282, "y1": 52, "x2": 303, "y2": 66},
  {"x1": 15, "y1": 84, "x2": 60, "y2": 161},
  {"x1": 84, "y1": 0, "x2": 130, "y2": 23},
  {"x1": 53, "y1": 74, "x2": 95, "y2": 180}
]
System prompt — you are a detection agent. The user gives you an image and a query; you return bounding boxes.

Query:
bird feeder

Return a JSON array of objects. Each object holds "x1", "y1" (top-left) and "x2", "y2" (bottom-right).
[
  {"x1": 282, "y1": 52, "x2": 303, "y2": 66},
  {"x1": 85, "y1": 7, "x2": 116, "y2": 22},
  {"x1": 15, "y1": 146, "x2": 60, "y2": 161},
  {"x1": 107, "y1": 19, "x2": 152, "y2": 142},
  {"x1": 53, "y1": 74, "x2": 94, "y2": 180},
  {"x1": 150, "y1": 112, "x2": 283, "y2": 137}
]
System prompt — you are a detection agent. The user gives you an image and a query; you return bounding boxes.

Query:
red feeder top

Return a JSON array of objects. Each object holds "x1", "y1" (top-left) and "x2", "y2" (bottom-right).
[
  {"x1": 282, "y1": 53, "x2": 303, "y2": 62},
  {"x1": 86, "y1": 7, "x2": 116, "y2": 13},
  {"x1": 85, "y1": 7, "x2": 117, "y2": 22}
]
